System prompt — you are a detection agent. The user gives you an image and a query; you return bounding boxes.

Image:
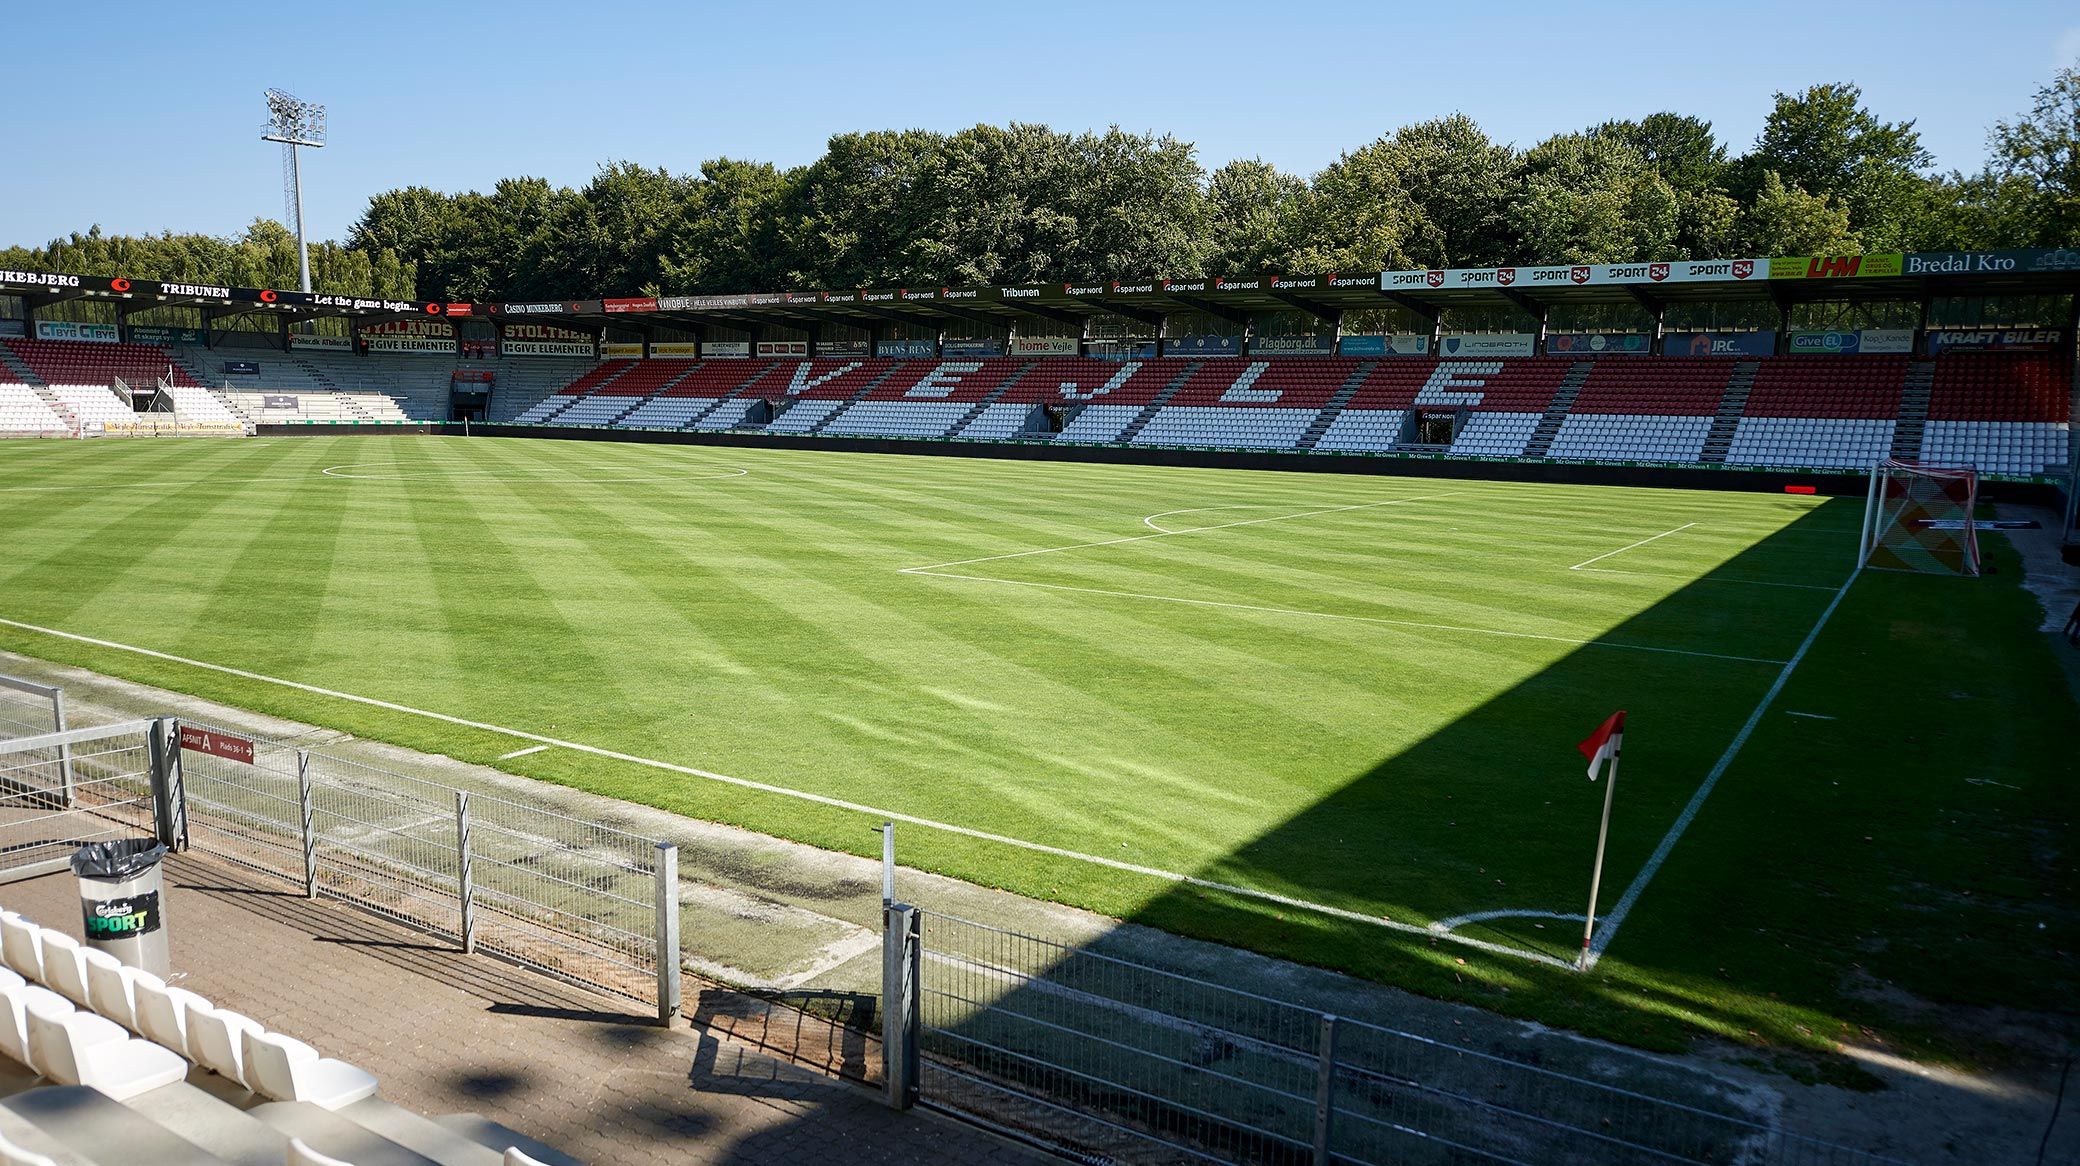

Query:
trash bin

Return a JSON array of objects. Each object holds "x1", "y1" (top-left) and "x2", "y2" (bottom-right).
[{"x1": 71, "y1": 838, "x2": 170, "y2": 977}]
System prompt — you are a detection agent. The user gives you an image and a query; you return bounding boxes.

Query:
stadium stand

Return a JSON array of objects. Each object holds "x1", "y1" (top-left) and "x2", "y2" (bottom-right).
[
  {"x1": 0, "y1": 905, "x2": 572, "y2": 1165},
  {"x1": 3, "y1": 340, "x2": 201, "y2": 388},
  {"x1": 0, "y1": 384, "x2": 68, "y2": 435},
  {"x1": 3, "y1": 331, "x2": 2067, "y2": 479},
  {"x1": 47, "y1": 384, "x2": 137, "y2": 434}
]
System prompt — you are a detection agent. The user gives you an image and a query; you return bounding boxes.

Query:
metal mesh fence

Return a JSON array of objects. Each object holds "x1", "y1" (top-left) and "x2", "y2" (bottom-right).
[
  {"x1": 0, "y1": 678, "x2": 60, "y2": 740},
  {"x1": 0, "y1": 722, "x2": 156, "y2": 883},
  {"x1": 916, "y1": 911, "x2": 1910, "y2": 1166},
  {"x1": 175, "y1": 719, "x2": 663, "y2": 1004}
]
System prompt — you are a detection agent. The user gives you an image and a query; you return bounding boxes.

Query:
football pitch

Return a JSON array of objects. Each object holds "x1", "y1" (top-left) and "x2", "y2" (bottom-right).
[{"x1": 0, "y1": 436, "x2": 2069, "y2": 1062}]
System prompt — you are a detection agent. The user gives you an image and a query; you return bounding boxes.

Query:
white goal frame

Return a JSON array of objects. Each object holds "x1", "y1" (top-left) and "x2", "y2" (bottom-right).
[{"x1": 1858, "y1": 459, "x2": 1981, "y2": 577}]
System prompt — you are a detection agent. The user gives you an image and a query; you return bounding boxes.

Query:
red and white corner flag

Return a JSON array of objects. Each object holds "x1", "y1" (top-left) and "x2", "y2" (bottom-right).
[{"x1": 1577, "y1": 710, "x2": 1626, "y2": 781}]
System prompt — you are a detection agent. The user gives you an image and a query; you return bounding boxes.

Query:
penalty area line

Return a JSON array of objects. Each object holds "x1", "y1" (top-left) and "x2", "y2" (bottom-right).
[{"x1": 0, "y1": 613, "x2": 1569, "y2": 971}]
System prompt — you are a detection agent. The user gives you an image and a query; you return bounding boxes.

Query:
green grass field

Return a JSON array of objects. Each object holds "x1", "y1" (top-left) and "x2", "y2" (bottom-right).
[{"x1": 0, "y1": 436, "x2": 2070, "y2": 1071}]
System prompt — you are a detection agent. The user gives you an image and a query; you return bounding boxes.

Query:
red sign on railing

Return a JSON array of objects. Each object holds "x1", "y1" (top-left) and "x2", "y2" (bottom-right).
[{"x1": 178, "y1": 726, "x2": 254, "y2": 765}]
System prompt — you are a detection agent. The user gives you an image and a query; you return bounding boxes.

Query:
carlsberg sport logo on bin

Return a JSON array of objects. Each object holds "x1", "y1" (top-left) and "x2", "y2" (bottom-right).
[{"x1": 83, "y1": 892, "x2": 162, "y2": 938}]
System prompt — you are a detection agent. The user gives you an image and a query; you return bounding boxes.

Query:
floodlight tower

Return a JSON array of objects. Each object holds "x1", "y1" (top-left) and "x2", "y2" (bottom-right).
[{"x1": 261, "y1": 89, "x2": 326, "y2": 294}]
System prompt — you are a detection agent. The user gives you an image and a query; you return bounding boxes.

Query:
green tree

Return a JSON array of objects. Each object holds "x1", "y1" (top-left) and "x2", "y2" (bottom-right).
[
  {"x1": 1510, "y1": 133, "x2": 1679, "y2": 263},
  {"x1": 1736, "y1": 171, "x2": 1859, "y2": 255},
  {"x1": 1206, "y1": 158, "x2": 1308, "y2": 272},
  {"x1": 1738, "y1": 83, "x2": 1932, "y2": 251},
  {"x1": 1984, "y1": 65, "x2": 2080, "y2": 246}
]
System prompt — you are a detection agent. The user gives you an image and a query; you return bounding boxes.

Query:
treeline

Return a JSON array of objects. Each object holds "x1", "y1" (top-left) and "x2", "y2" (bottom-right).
[
  {"x1": 0, "y1": 219, "x2": 415, "y2": 301},
  {"x1": 6, "y1": 72, "x2": 2076, "y2": 304}
]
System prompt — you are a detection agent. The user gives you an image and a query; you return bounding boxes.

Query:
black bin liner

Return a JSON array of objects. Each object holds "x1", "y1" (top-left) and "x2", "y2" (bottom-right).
[{"x1": 70, "y1": 838, "x2": 167, "y2": 881}]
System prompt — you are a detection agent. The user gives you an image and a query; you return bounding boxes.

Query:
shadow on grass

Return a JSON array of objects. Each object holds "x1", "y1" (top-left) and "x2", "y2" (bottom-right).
[{"x1": 918, "y1": 494, "x2": 2080, "y2": 1163}]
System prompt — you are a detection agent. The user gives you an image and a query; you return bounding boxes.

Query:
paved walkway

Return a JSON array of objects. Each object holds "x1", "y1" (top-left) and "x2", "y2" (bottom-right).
[{"x1": 0, "y1": 856, "x2": 1050, "y2": 1166}]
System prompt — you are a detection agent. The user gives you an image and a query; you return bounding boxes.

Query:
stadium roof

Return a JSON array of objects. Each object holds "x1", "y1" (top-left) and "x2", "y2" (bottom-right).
[{"x1": 4, "y1": 248, "x2": 2076, "y2": 334}]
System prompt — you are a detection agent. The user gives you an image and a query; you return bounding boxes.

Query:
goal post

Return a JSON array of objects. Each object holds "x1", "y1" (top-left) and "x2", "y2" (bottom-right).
[{"x1": 1859, "y1": 459, "x2": 1981, "y2": 576}]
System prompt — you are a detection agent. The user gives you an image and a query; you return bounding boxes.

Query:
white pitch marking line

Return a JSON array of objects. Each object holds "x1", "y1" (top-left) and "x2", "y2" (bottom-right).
[
  {"x1": 1141, "y1": 505, "x2": 1266, "y2": 534},
  {"x1": 0, "y1": 613, "x2": 1565, "y2": 970},
  {"x1": 1583, "y1": 568, "x2": 1860, "y2": 968},
  {"x1": 497, "y1": 744, "x2": 552, "y2": 760},
  {"x1": 1569, "y1": 522, "x2": 1697, "y2": 571},
  {"x1": 1434, "y1": 907, "x2": 1585, "y2": 931},
  {"x1": 1784, "y1": 711, "x2": 1836, "y2": 720},
  {"x1": 904, "y1": 492, "x2": 1468, "y2": 573},
  {"x1": 905, "y1": 570, "x2": 1791, "y2": 666},
  {"x1": 1564, "y1": 569, "x2": 1830, "y2": 594}
]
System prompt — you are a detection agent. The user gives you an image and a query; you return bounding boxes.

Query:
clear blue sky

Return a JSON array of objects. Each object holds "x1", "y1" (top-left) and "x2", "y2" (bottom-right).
[{"x1": 8, "y1": 1, "x2": 2076, "y2": 249}]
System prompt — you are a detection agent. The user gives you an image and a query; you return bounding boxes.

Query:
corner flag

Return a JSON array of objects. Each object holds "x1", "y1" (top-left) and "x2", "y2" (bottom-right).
[{"x1": 1578, "y1": 710, "x2": 1626, "y2": 781}]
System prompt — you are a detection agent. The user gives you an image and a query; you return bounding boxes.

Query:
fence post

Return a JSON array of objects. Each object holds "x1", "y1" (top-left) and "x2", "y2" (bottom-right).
[
  {"x1": 653, "y1": 842, "x2": 681, "y2": 1027},
  {"x1": 1313, "y1": 1014, "x2": 1339, "y2": 1166},
  {"x1": 296, "y1": 750, "x2": 317, "y2": 898},
  {"x1": 454, "y1": 791, "x2": 476, "y2": 954},
  {"x1": 148, "y1": 719, "x2": 187, "y2": 850},
  {"x1": 880, "y1": 821, "x2": 895, "y2": 906},
  {"x1": 882, "y1": 902, "x2": 920, "y2": 1110},
  {"x1": 50, "y1": 688, "x2": 73, "y2": 808}
]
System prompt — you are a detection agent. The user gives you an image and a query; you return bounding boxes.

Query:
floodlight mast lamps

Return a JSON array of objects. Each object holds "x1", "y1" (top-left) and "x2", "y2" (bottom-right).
[{"x1": 261, "y1": 89, "x2": 326, "y2": 294}]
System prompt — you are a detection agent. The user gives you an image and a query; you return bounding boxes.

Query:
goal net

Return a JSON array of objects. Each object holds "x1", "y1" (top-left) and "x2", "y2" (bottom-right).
[{"x1": 1860, "y1": 459, "x2": 1981, "y2": 576}]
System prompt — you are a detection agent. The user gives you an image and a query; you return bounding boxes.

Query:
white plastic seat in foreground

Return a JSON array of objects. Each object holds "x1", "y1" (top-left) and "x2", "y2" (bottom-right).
[
  {"x1": 186, "y1": 1004, "x2": 263, "y2": 1088},
  {"x1": 505, "y1": 1148, "x2": 549, "y2": 1165},
  {"x1": 33, "y1": 936, "x2": 86, "y2": 1007},
  {"x1": 243, "y1": 1031, "x2": 376, "y2": 1110},
  {"x1": 0, "y1": 918, "x2": 41, "y2": 983},
  {"x1": 0, "y1": 979, "x2": 72, "y2": 1067},
  {"x1": 287, "y1": 1137, "x2": 355, "y2": 1166},
  {"x1": 81, "y1": 950, "x2": 140, "y2": 1032},
  {"x1": 132, "y1": 972, "x2": 209, "y2": 1056},
  {"x1": 24, "y1": 1008, "x2": 186, "y2": 1100},
  {"x1": 0, "y1": 1128, "x2": 58, "y2": 1166}
]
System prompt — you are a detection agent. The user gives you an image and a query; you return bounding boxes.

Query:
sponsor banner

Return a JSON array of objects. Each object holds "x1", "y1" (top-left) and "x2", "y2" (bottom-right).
[
  {"x1": 263, "y1": 394, "x2": 297, "y2": 409},
  {"x1": 365, "y1": 336, "x2": 456, "y2": 354},
  {"x1": 312, "y1": 294, "x2": 416, "y2": 312},
  {"x1": 497, "y1": 300, "x2": 584, "y2": 314},
  {"x1": 1252, "y1": 333, "x2": 1335, "y2": 356},
  {"x1": 503, "y1": 340, "x2": 596, "y2": 357},
  {"x1": 452, "y1": 370, "x2": 494, "y2": 384},
  {"x1": 1339, "y1": 333, "x2": 1430, "y2": 356},
  {"x1": 291, "y1": 333, "x2": 354, "y2": 351},
  {"x1": 1166, "y1": 334, "x2": 1241, "y2": 357},
  {"x1": 647, "y1": 342, "x2": 699, "y2": 357},
  {"x1": 1545, "y1": 332, "x2": 1653, "y2": 355},
  {"x1": 223, "y1": 361, "x2": 260, "y2": 375},
  {"x1": 876, "y1": 339, "x2": 937, "y2": 358},
  {"x1": 0, "y1": 320, "x2": 24, "y2": 338},
  {"x1": 502, "y1": 322, "x2": 591, "y2": 342},
  {"x1": 1089, "y1": 340, "x2": 1158, "y2": 360},
  {"x1": 602, "y1": 342, "x2": 645, "y2": 359},
  {"x1": 1439, "y1": 333, "x2": 1537, "y2": 357},
  {"x1": 602, "y1": 297, "x2": 658, "y2": 313},
  {"x1": 1382, "y1": 258, "x2": 1766, "y2": 292},
  {"x1": 34, "y1": 320, "x2": 119, "y2": 343},
  {"x1": 756, "y1": 340, "x2": 810, "y2": 358},
  {"x1": 943, "y1": 338, "x2": 1004, "y2": 357},
  {"x1": 1904, "y1": 248, "x2": 2080, "y2": 276},
  {"x1": 1010, "y1": 335, "x2": 1079, "y2": 356},
  {"x1": 701, "y1": 340, "x2": 750, "y2": 358},
  {"x1": 1768, "y1": 253, "x2": 1904, "y2": 281},
  {"x1": 817, "y1": 340, "x2": 870, "y2": 358},
  {"x1": 1922, "y1": 328, "x2": 2068, "y2": 353},
  {"x1": 361, "y1": 318, "x2": 455, "y2": 338},
  {"x1": 126, "y1": 326, "x2": 205, "y2": 345},
  {"x1": 1664, "y1": 330, "x2": 1777, "y2": 357},
  {"x1": 179, "y1": 725, "x2": 254, "y2": 765},
  {"x1": 1786, "y1": 328, "x2": 1915, "y2": 355}
]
